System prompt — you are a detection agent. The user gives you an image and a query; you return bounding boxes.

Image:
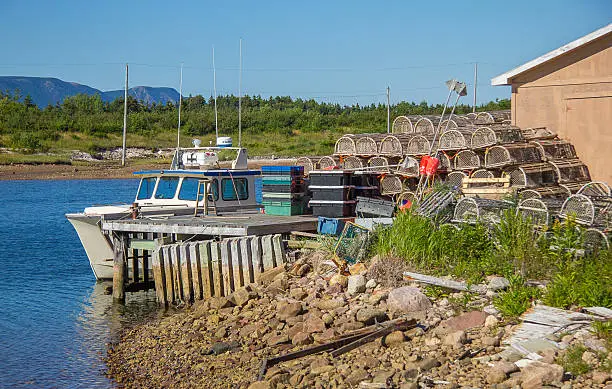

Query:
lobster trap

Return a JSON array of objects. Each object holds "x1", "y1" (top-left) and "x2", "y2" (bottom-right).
[
  {"x1": 549, "y1": 159, "x2": 590, "y2": 184},
  {"x1": 470, "y1": 126, "x2": 524, "y2": 149},
  {"x1": 343, "y1": 155, "x2": 366, "y2": 170},
  {"x1": 518, "y1": 186, "x2": 570, "y2": 200},
  {"x1": 440, "y1": 119, "x2": 459, "y2": 130},
  {"x1": 470, "y1": 169, "x2": 495, "y2": 179},
  {"x1": 578, "y1": 181, "x2": 612, "y2": 197},
  {"x1": 485, "y1": 143, "x2": 542, "y2": 168},
  {"x1": 318, "y1": 155, "x2": 341, "y2": 169},
  {"x1": 395, "y1": 156, "x2": 420, "y2": 177},
  {"x1": 437, "y1": 152, "x2": 452, "y2": 172},
  {"x1": 334, "y1": 135, "x2": 356, "y2": 155},
  {"x1": 333, "y1": 222, "x2": 371, "y2": 270},
  {"x1": 414, "y1": 117, "x2": 435, "y2": 135},
  {"x1": 560, "y1": 193, "x2": 612, "y2": 226},
  {"x1": 505, "y1": 162, "x2": 557, "y2": 188},
  {"x1": 454, "y1": 150, "x2": 481, "y2": 170},
  {"x1": 406, "y1": 135, "x2": 432, "y2": 156},
  {"x1": 438, "y1": 129, "x2": 470, "y2": 151},
  {"x1": 295, "y1": 156, "x2": 318, "y2": 176},
  {"x1": 380, "y1": 174, "x2": 404, "y2": 195},
  {"x1": 584, "y1": 228, "x2": 610, "y2": 252},
  {"x1": 392, "y1": 116, "x2": 414, "y2": 134},
  {"x1": 453, "y1": 197, "x2": 512, "y2": 224},
  {"x1": 355, "y1": 134, "x2": 385, "y2": 156},
  {"x1": 379, "y1": 135, "x2": 410, "y2": 157},
  {"x1": 517, "y1": 198, "x2": 563, "y2": 226},
  {"x1": 520, "y1": 127, "x2": 557, "y2": 141},
  {"x1": 445, "y1": 171, "x2": 468, "y2": 189},
  {"x1": 473, "y1": 110, "x2": 511, "y2": 125},
  {"x1": 368, "y1": 156, "x2": 392, "y2": 173},
  {"x1": 531, "y1": 139, "x2": 577, "y2": 161}
]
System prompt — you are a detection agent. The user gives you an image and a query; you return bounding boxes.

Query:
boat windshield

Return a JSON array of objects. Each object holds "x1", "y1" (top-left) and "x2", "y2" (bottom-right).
[
  {"x1": 136, "y1": 177, "x2": 157, "y2": 200},
  {"x1": 155, "y1": 177, "x2": 180, "y2": 199},
  {"x1": 178, "y1": 178, "x2": 219, "y2": 201}
]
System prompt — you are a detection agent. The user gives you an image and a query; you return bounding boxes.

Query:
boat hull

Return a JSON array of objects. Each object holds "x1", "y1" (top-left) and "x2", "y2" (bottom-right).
[{"x1": 66, "y1": 213, "x2": 115, "y2": 280}]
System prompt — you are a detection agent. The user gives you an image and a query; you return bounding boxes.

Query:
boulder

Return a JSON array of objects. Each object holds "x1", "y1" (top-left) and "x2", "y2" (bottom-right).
[
  {"x1": 355, "y1": 307, "x2": 388, "y2": 325},
  {"x1": 365, "y1": 279, "x2": 377, "y2": 289},
  {"x1": 329, "y1": 273, "x2": 348, "y2": 289},
  {"x1": 229, "y1": 286, "x2": 257, "y2": 307},
  {"x1": 347, "y1": 275, "x2": 367, "y2": 295},
  {"x1": 291, "y1": 332, "x2": 313, "y2": 346},
  {"x1": 387, "y1": 287, "x2": 432, "y2": 314},
  {"x1": 437, "y1": 310, "x2": 487, "y2": 334},
  {"x1": 519, "y1": 361, "x2": 564, "y2": 389},
  {"x1": 315, "y1": 298, "x2": 346, "y2": 311},
  {"x1": 382, "y1": 330, "x2": 405, "y2": 347},
  {"x1": 276, "y1": 301, "x2": 303, "y2": 321},
  {"x1": 443, "y1": 330, "x2": 467, "y2": 346},
  {"x1": 247, "y1": 381, "x2": 273, "y2": 389},
  {"x1": 303, "y1": 316, "x2": 326, "y2": 334},
  {"x1": 258, "y1": 266, "x2": 286, "y2": 285},
  {"x1": 488, "y1": 276, "x2": 510, "y2": 291},
  {"x1": 484, "y1": 314, "x2": 500, "y2": 328}
]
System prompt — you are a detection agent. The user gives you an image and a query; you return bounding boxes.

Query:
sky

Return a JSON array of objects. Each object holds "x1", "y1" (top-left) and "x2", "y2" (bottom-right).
[{"x1": 0, "y1": 0, "x2": 610, "y2": 106}]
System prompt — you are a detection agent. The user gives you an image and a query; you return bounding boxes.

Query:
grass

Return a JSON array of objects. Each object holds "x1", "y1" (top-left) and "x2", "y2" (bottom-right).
[
  {"x1": 493, "y1": 274, "x2": 541, "y2": 318},
  {"x1": 558, "y1": 345, "x2": 592, "y2": 375}
]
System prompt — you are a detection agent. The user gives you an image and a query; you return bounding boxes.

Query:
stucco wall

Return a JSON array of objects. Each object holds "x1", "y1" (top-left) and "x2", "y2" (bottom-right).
[{"x1": 510, "y1": 34, "x2": 612, "y2": 183}]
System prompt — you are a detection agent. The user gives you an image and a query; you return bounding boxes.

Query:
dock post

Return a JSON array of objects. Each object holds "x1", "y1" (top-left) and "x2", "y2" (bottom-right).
[
  {"x1": 131, "y1": 233, "x2": 140, "y2": 283},
  {"x1": 152, "y1": 238, "x2": 167, "y2": 306},
  {"x1": 112, "y1": 234, "x2": 127, "y2": 303}
]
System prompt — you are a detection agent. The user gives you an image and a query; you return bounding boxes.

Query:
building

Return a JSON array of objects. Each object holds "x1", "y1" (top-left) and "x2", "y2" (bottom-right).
[{"x1": 492, "y1": 24, "x2": 612, "y2": 183}]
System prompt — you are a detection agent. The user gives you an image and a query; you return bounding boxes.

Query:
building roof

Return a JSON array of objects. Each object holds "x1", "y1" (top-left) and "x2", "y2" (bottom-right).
[{"x1": 491, "y1": 23, "x2": 612, "y2": 86}]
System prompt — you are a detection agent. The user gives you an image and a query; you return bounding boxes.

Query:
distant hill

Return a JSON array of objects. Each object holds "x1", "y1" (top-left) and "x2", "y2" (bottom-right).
[{"x1": 0, "y1": 76, "x2": 180, "y2": 107}]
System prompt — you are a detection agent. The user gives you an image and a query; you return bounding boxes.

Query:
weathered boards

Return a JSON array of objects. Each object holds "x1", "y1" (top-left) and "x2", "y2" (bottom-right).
[{"x1": 151, "y1": 234, "x2": 288, "y2": 306}]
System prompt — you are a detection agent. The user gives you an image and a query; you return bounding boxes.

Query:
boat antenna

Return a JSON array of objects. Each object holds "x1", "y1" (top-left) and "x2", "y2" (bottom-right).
[
  {"x1": 177, "y1": 62, "x2": 183, "y2": 150},
  {"x1": 121, "y1": 63, "x2": 128, "y2": 166},
  {"x1": 213, "y1": 46, "x2": 219, "y2": 143},
  {"x1": 238, "y1": 38, "x2": 242, "y2": 147}
]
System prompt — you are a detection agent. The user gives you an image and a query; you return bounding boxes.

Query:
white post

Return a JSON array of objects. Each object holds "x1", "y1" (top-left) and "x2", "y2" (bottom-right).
[
  {"x1": 213, "y1": 47, "x2": 219, "y2": 143},
  {"x1": 121, "y1": 63, "x2": 128, "y2": 167},
  {"x1": 473, "y1": 63, "x2": 478, "y2": 113},
  {"x1": 386, "y1": 86, "x2": 390, "y2": 134},
  {"x1": 177, "y1": 63, "x2": 183, "y2": 149},
  {"x1": 238, "y1": 39, "x2": 242, "y2": 147}
]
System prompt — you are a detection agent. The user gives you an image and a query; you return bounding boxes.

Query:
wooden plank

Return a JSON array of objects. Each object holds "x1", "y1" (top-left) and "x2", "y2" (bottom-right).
[
  {"x1": 180, "y1": 244, "x2": 193, "y2": 303},
  {"x1": 171, "y1": 245, "x2": 183, "y2": 302},
  {"x1": 129, "y1": 239, "x2": 157, "y2": 251},
  {"x1": 240, "y1": 237, "x2": 255, "y2": 284},
  {"x1": 463, "y1": 177, "x2": 510, "y2": 185},
  {"x1": 219, "y1": 240, "x2": 235, "y2": 293},
  {"x1": 163, "y1": 245, "x2": 175, "y2": 304},
  {"x1": 189, "y1": 243, "x2": 203, "y2": 301},
  {"x1": 131, "y1": 240, "x2": 140, "y2": 283},
  {"x1": 272, "y1": 234, "x2": 287, "y2": 265},
  {"x1": 403, "y1": 271, "x2": 487, "y2": 294},
  {"x1": 112, "y1": 235, "x2": 126, "y2": 303},
  {"x1": 210, "y1": 241, "x2": 225, "y2": 297},
  {"x1": 290, "y1": 231, "x2": 319, "y2": 239},
  {"x1": 251, "y1": 236, "x2": 264, "y2": 280},
  {"x1": 261, "y1": 235, "x2": 276, "y2": 269},
  {"x1": 287, "y1": 240, "x2": 322, "y2": 249},
  {"x1": 199, "y1": 241, "x2": 214, "y2": 298},
  {"x1": 151, "y1": 243, "x2": 167, "y2": 306},
  {"x1": 230, "y1": 238, "x2": 245, "y2": 288}
]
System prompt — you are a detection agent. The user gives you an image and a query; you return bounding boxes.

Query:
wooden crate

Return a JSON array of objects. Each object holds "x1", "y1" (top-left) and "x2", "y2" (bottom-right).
[{"x1": 461, "y1": 176, "x2": 514, "y2": 199}]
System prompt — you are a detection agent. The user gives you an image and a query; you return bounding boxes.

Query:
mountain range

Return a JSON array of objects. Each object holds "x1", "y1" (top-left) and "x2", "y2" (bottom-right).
[{"x1": 0, "y1": 76, "x2": 180, "y2": 108}]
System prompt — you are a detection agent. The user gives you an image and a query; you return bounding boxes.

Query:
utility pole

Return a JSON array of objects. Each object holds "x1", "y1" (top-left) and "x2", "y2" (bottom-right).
[
  {"x1": 213, "y1": 47, "x2": 219, "y2": 143},
  {"x1": 177, "y1": 63, "x2": 183, "y2": 149},
  {"x1": 121, "y1": 63, "x2": 128, "y2": 167},
  {"x1": 386, "y1": 86, "x2": 390, "y2": 134},
  {"x1": 473, "y1": 63, "x2": 478, "y2": 113},
  {"x1": 238, "y1": 39, "x2": 242, "y2": 147}
]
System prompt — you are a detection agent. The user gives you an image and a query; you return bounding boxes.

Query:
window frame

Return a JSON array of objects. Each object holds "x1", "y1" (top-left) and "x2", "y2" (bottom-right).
[
  {"x1": 221, "y1": 177, "x2": 249, "y2": 201},
  {"x1": 136, "y1": 177, "x2": 158, "y2": 200},
  {"x1": 154, "y1": 176, "x2": 181, "y2": 200}
]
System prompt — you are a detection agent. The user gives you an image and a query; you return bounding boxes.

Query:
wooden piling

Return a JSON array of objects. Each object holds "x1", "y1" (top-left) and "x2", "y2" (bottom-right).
[
  {"x1": 180, "y1": 244, "x2": 193, "y2": 303},
  {"x1": 241, "y1": 237, "x2": 255, "y2": 284},
  {"x1": 210, "y1": 241, "x2": 224, "y2": 297},
  {"x1": 272, "y1": 234, "x2": 286, "y2": 265},
  {"x1": 163, "y1": 245, "x2": 175, "y2": 304},
  {"x1": 112, "y1": 234, "x2": 127, "y2": 303},
  {"x1": 171, "y1": 245, "x2": 183, "y2": 302},
  {"x1": 251, "y1": 236, "x2": 264, "y2": 281},
  {"x1": 200, "y1": 241, "x2": 214, "y2": 298},
  {"x1": 142, "y1": 232, "x2": 151, "y2": 284},
  {"x1": 261, "y1": 235, "x2": 276, "y2": 269},
  {"x1": 230, "y1": 238, "x2": 245, "y2": 288},
  {"x1": 220, "y1": 240, "x2": 234, "y2": 293},
  {"x1": 152, "y1": 241, "x2": 167, "y2": 306},
  {"x1": 189, "y1": 243, "x2": 203, "y2": 300}
]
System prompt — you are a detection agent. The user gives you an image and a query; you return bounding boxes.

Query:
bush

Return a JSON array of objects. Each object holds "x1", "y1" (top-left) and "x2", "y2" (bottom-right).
[
  {"x1": 9, "y1": 132, "x2": 45, "y2": 152},
  {"x1": 493, "y1": 274, "x2": 541, "y2": 317}
]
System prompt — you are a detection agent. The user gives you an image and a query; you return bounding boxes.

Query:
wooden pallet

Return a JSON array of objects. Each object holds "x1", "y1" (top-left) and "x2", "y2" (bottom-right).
[{"x1": 461, "y1": 177, "x2": 514, "y2": 199}]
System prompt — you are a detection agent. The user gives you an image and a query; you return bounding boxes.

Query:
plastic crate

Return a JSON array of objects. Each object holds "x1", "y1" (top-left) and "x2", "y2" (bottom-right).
[
  {"x1": 354, "y1": 186, "x2": 381, "y2": 198},
  {"x1": 261, "y1": 176, "x2": 301, "y2": 185},
  {"x1": 317, "y1": 216, "x2": 346, "y2": 236},
  {"x1": 262, "y1": 192, "x2": 305, "y2": 200},
  {"x1": 261, "y1": 165, "x2": 304, "y2": 176},
  {"x1": 310, "y1": 200, "x2": 356, "y2": 217},
  {"x1": 309, "y1": 186, "x2": 355, "y2": 201},
  {"x1": 356, "y1": 197, "x2": 396, "y2": 217},
  {"x1": 263, "y1": 200, "x2": 305, "y2": 215},
  {"x1": 263, "y1": 182, "x2": 305, "y2": 193},
  {"x1": 309, "y1": 171, "x2": 353, "y2": 186}
]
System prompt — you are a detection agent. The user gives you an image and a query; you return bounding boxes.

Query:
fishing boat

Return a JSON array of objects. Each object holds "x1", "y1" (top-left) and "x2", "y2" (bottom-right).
[{"x1": 66, "y1": 145, "x2": 262, "y2": 280}]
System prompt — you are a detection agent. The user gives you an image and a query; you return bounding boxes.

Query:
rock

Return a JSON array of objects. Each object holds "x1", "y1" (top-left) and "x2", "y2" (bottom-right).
[
  {"x1": 488, "y1": 361, "x2": 519, "y2": 383},
  {"x1": 303, "y1": 316, "x2": 326, "y2": 334},
  {"x1": 444, "y1": 330, "x2": 467, "y2": 346},
  {"x1": 485, "y1": 314, "x2": 500, "y2": 328},
  {"x1": 291, "y1": 332, "x2": 313, "y2": 346},
  {"x1": 348, "y1": 275, "x2": 367, "y2": 295},
  {"x1": 399, "y1": 382, "x2": 418, "y2": 389},
  {"x1": 248, "y1": 381, "x2": 273, "y2": 389},
  {"x1": 345, "y1": 369, "x2": 370, "y2": 386},
  {"x1": 276, "y1": 301, "x2": 303, "y2": 321},
  {"x1": 229, "y1": 286, "x2": 257, "y2": 306},
  {"x1": 259, "y1": 266, "x2": 286, "y2": 285},
  {"x1": 418, "y1": 358, "x2": 441, "y2": 371},
  {"x1": 289, "y1": 287, "x2": 308, "y2": 300},
  {"x1": 582, "y1": 350, "x2": 599, "y2": 366},
  {"x1": 267, "y1": 334, "x2": 289, "y2": 346},
  {"x1": 367, "y1": 291, "x2": 388, "y2": 305},
  {"x1": 316, "y1": 298, "x2": 346, "y2": 311},
  {"x1": 372, "y1": 369, "x2": 395, "y2": 383},
  {"x1": 365, "y1": 279, "x2": 377, "y2": 289},
  {"x1": 593, "y1": 371, "x2": 611, "y2": 384},
  {"x1": 295, "y1": 263, "x2": 311, "y2": 277},
  {"x1": 488, "y1": 276, "x2": 510, "y2": 291},
  {"x1": 287, "y1": 323, "x2": 304, "y2": 339},
  {"x1": 520, "y1": 361, "x2": 564, "y2": 389},
  {"x1": 208, "y1": 341, "x2": 241, "y2": 355},
  {"x1": 329, "y1": 273, "x2": 348, "y2": 289},
  {"x1": 358, "y1": 356, "x2": 381, "y2": 369},
  {"x1": 387, "y1": 287, "x2": 432, "y2": 314},
  {"x1": 267, "y1": 278, "x2": 288, "y2": 293},
  {"x1": 211, "y1": 296, "x2": 235, "y2": 309},
  {"x1": 349, "y1": 262, "x2": 367, "y2": 275},
  {"x1": 355, "y1": 308, "x2": 388, "y2": 325},
  {"x1": 487, "y1": 368, "x2": 507, "y2": 384},
  {"x1": 382, "y1": 330, "x2": 405, "y2": 347},
  {"x1": 483, "y1": 304, "x2": 500, "y2": 316},
  {"x1": 482, "y1": 335, "x2": 500, "y2": 347},
  {"x1": 214, "y1": 326, "x2": 227, "y2": 338},
  {"x1": 437, "y1": 310, "x2": 487, "y2": 334},
  {"x1": 313, "y1": 328, "x2": 337, "y2": 343}
]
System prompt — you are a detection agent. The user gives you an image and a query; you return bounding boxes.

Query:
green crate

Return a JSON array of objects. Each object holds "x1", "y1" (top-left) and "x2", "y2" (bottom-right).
[
  {"x1": 262, "y1": 176, "x2": 298, "y2": 185},
  {"x1": 264, "y1": 201, "x2": 305, "y2": 216}
]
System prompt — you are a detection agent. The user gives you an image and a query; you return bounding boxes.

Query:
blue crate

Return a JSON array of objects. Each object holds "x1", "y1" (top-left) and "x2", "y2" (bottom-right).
[
  {"x1": 261, "y1": 165, "x2": 304, "y2": 176},
  {"x1": 317, "y1": 216, "x2": 346, "y2": 236}
]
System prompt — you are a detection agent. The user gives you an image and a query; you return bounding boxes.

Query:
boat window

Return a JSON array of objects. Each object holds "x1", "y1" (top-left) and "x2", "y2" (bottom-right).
[
  {"x1": 136, "y1": 177, "x2": 157, "y2": 200},
  {"x1": 221, "y1": 178, "x2": 249, "y2": 201},
  {"x1": 154, "y1": 177, "x2": 180, "y2": 199},
  {"x1": 179, "y1": 178, "x2": 219, "y2": 201}
]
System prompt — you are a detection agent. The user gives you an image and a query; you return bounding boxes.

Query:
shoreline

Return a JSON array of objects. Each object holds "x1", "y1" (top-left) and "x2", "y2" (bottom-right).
[{"x1": 0, "y1": 158, "x2": 297, "y2": 181}]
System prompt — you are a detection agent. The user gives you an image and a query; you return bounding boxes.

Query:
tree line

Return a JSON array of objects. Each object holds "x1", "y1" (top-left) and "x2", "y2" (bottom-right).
[{"x1": 0, "y1": 90, "x2": 510, "y2": 151}]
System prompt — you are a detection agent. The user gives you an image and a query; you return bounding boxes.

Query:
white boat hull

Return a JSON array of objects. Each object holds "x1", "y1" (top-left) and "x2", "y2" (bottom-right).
[{"x1": 67, "y1": 213, "x2": 115, "y2": 280}]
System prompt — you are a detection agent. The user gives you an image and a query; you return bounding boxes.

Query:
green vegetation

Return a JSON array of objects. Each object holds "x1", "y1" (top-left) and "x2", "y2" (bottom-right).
[
  {"x1": 0, "y1": 90, "x2": 510, "y2": 159},
  {"x1": 373, "y1": 203, "x2": 612, "y2": 317},
  {"x1": 558, "y1": 345, "x2": 592, "y2": 375}
]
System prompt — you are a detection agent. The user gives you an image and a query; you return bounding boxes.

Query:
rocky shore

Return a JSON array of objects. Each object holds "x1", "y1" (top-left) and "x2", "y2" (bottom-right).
[{"x1": 105, "y1": 253, "x2": 611, "y2": 388}]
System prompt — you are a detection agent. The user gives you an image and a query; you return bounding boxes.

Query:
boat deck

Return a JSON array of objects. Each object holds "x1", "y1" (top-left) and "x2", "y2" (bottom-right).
[{"x1": 101, "y1": 212, "x2": 318, "y2": 237}]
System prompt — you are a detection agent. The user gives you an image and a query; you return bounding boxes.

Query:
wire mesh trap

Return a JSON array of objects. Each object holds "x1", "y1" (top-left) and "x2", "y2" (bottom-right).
[
  {"x1": 559, "y1": 194, "x2": 598, "y2": 225},
  {"x1": 334, "y1": 222, "x2": 371, "y2": 266},
  {"x1": 343, "y1": 155, "x2": 365, "y2": 170},
  {"x1": 395, "y1": 156, "x2": 420, "y2": 177},
  {"x1": 440, "y1": 119, "x2": 458, "y2": 130},
  {"x1": 485, "y1": 144, "x2": 542, "y2": 168},
  {"x1": 560, "y1": 181, "x2": 590, "y2": 195},
  {"x1": 319, "y1": 155, "x2": 340, "y2": 169},
  {"x1": 380, "y1": 174, "x2": 404, "y2": 195},
  {"x1": 454, "y1": 150, "x2": 481, "y2": 170},
  {"x1": 414, "y1": 117, "x2": 435, "y2": 135},
  {"x1": 549, "y1": 159, "x2": 590, "y2": 184},
  {"x1": 416, "y1": 189, "x2": 456, "y2": 223},
  {"x1": 531, "y1": 139, "x2": 577, "y2": 161},
  {"x1": 453, "y1": 197, "x2": 511, "y2": 224},
  {"x1": 505, "y1": 162, "x2": 557, "y2": 188},
  {"x1": 392, "y1": 116, "x2": 414, "y2": 134},
  {"x1": 470, "y1": 126, "x2": 524, "y2": 149},
  {"x1": 520, "y1": 127, "x2": 557, "y2": 141},
  {"x1": 355, "y1": 134, "x2": 384, "y2": 156},
  {"x1": 578, "y1": 181, "x2": 612, "y2": 197},
  {"x1": 438, "y1": 129, "x2": 470, "y2": 151},
  {"x1": 473, "y1": 110, "x2": 511, "y2": 125},
  {"x1": 517, "y1": 198, "x2": 563, "y2": 226},
  {"x1": 334, "y1": 135, "x2": 356, "y2": 155},
  {"x1": 470, "y1": 169, "x2": 495, "y2": 179},
  {"x1": 584, "y1": 228, "x2": 610, "y2": 252},
  {"x1": 379, "y1": 135, "x2": 410, "y2": 156},
  {"x1": 295, "y1": 156, "x2": 318, "y2": 176},
  {"x1": 445, "y1": 171, "x2": 468, "y2": 189},
  {"x1": 368, "y1": 156, "x2": 391, "y2": 173},
  {"x1": 518, "y1": 186, "x2": 570, "y2": 200},
  {"x1": 406, "y1": 135, "x2": 432, "y2": 156}
]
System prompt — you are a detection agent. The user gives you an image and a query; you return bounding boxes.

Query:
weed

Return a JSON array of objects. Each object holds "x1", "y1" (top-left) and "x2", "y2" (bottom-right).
[
  {"x1": 493, "y1": 274, "x2": 541, "y2": 318},
  {"x1": 592, "y1": 321, "x2": 612, "y2": 351},
  {"x1": 558, "y1": 345, "x2": 592, "y2": 375},
  {"x1": 494, "y1": 208, "x2": 543, "y2": 276},
  {"x1": 424, "y1": 285, "x2": 450, "y2": 299},
  {"x1": 448, "y1": 292, "x2": 477, "y2": 311}
]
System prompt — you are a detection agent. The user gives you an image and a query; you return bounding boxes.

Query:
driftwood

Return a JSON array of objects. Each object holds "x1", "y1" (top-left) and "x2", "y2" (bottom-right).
[{"x1": 403, "y1": 271, "x2": 487, "y2": 294}]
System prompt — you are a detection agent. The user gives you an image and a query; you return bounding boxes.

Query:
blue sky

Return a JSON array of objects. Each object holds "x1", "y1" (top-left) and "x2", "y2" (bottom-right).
[{"x1": 0, "y1": 0, "x2": 609, "y2": 105}]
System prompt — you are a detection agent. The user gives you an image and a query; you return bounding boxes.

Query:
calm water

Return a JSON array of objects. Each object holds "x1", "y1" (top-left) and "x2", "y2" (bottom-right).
[{"x1": 0, "y1": 179, "x2": 162, "y2": 388}]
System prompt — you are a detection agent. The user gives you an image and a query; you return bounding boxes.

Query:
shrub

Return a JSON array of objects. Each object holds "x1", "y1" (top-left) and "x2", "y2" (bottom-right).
[
  {"x1": 493, "y1": 274, "x2": 541, "y2": 317},
  {"x1": 558, "y1": 345, "x2": 592, "y2": 375}
]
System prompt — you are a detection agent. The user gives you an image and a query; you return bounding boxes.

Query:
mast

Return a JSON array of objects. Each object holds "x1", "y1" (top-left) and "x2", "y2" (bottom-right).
[
  {"x1": 121, "y1": 63, "x2": 128, "y2": 167},
  {"x1": 473, "y1": 62, "x2": 478, "y2": 113},
  {"x1": 177, "y1": 63, "x2": 183, "y2": 149},
  {"x1": 213, "y1": 46, "x2": 219, "y2": 143},
  {"x1": 238, "y1": 39, "x2": 242, "y2": 147},
  {"x1": 386, "y1": 86, "x2": 390, "y2": 134}
]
